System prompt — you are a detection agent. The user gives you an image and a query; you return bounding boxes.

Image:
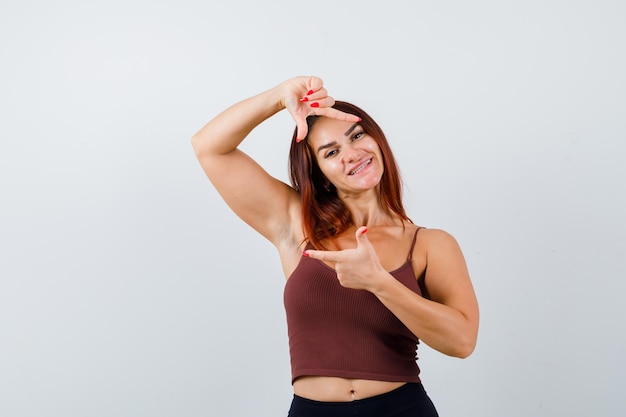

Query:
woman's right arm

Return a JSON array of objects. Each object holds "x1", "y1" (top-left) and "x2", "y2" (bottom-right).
[{"x1": 191, "y1": 77, "x2": 358, "y2": 245}]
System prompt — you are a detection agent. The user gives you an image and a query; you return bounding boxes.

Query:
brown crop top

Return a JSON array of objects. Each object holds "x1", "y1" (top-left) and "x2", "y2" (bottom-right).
[{"x1": 283, "y1": 227, "x2": 425, "y2": 384}]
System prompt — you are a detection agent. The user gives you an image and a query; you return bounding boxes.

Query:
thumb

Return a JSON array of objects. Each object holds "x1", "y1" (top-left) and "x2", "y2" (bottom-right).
[
  {"x1": 295, "y1": 115, "x2": 309, "y2": 142},
  {"x1": 306, "y1": 75, "x2": 324, "y2": 93},
  {"x1": 355, "y1": 226, "x2": 369, "y2": 246}
]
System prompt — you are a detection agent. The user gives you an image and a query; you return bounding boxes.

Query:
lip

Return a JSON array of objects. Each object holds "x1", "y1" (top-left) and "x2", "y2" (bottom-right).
[{"x1": 348, "y1": 158, "x2": 372, "y2": 176}]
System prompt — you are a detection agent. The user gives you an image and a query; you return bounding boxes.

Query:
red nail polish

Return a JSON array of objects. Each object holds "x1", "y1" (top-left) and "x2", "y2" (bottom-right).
[
  {"x1": 306, "y1": 90, "x2": 314, "y2": 95},
  {"x1": 302, "y1": 251, "x2": 309, "y2": 257},
  {"x1": 362, "y1": 227, "x2": 368, "y2": 233},
  {"x1": 299, "y1": 96, "x2": 309, "y2": 102},
  {"x1": 357, "y1": 117, "x2": 362, "y2": 122},
  {"x1": 310, "y1": 102, "x2": 320, "y2": 108}
]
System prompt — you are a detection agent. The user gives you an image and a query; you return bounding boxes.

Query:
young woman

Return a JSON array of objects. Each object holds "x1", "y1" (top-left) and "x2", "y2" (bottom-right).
[{"x1": 192, "y1": 76, "x2": 479, "y2": 417}]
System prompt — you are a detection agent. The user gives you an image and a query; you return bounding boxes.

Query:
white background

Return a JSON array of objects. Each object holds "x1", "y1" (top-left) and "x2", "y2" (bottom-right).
[{"x1": 1, "y1": 1, "x2": 625, "y2": 416}]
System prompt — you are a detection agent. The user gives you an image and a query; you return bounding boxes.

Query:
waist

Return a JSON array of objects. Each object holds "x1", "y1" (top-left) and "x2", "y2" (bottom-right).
[
  {"x1": 289, "y1": 382, "x2": 436, "y2": 417},
  {"x1": 293, "y1": 376, "x2": 407, "y2": 402}
]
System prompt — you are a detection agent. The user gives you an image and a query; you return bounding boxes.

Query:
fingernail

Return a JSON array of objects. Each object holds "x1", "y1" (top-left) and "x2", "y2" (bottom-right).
[
  {"x1": 357, "y1": 117, "x2": 362, "y2": 122},
  {"x1": 302, "y1": 251, "x2": 310, "y2": 257},
  {"x1": 306, "y1": 90, "x2": 314, "y2": 95},
  {"x1": 299, "y1": 96, "x2": 309, "y2": 102},
  {"x1": 310, "y1": 102, "x2": 320, "y2": 108},
  {"x1": 362, "y1": 227, "x2": 368, "y2": 233}
]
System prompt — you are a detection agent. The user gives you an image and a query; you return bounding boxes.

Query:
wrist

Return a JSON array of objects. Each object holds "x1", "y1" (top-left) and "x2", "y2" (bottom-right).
[
  {"x1": 268, "y1": 81, "x2": 289, "y2": 112},
  {"x1": 367, "y1": 269, "x2": 395, "y2": 294}
]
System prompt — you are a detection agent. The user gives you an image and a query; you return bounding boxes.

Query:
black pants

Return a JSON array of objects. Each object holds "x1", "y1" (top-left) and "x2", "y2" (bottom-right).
[{"x1": 287, "y1": 382, "x2": 439, "y2": 417}]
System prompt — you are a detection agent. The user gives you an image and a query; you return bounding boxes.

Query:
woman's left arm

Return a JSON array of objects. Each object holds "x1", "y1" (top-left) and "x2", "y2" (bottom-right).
[
  {"x1": 305, "y1": 227, "x2": 479, "y2": 358},
  {"x1": 374, "y1": 228, "x2": 479, "y2": 357}
]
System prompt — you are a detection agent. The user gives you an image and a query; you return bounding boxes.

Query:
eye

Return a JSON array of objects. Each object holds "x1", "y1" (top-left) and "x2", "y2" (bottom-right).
[
  {"x1": 351, "y1": 131, "x2": 364, "y2": 141},
  {"x1": 324, "y1": 149, "x2": 338, "y2": 158}
]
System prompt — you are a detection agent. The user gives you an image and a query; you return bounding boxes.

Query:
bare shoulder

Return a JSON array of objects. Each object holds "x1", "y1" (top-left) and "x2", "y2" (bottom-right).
[
  {"x1": 409, "y1": 227, "x2": 460, "y2": 275},
  {"x1": 415, "y1": 228, "x2": 475, "y2": 306},
  {"x1": 416, "y1": 227, "x2": 458, "y2": 240},
  {"x1": 416, "y1": 228, "x2": 464, "y2": 254}
]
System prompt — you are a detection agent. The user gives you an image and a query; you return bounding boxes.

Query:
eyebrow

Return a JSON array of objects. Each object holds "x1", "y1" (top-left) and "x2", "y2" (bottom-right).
[
  {"x1": 316, "y1": 123, "x2": 361, "y2": 154},
  {"x1": 344, "y1": 123, "x2": 360, "y2": 137},
  {"x1": 316, "y1": 141, "x2": 338, "y2": 155}
]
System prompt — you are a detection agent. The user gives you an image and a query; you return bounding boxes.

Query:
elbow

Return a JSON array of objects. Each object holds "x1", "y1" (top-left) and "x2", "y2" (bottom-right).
[
  {"x1": 191, "y1": 133, "x2": 230, "y2": 159},
  {"x1": 449, "y1": 334, "x2": 477, "y2": 359},
  {"x1": 451, "y1": 312, "x2": 479, "y2": 359},
  {"x1": 191, "y1": 133, "x2": 213, "y2": 160},
  {"x1": 454, "y1": 344, "x2": 475, "y2": 359},
  {"x1": 191, "y1": 134, "x2": 203, "y2": 156}
]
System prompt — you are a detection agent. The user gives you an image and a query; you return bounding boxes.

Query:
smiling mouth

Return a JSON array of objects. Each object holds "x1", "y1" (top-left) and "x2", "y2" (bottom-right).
[{"x1": 348, "y1": 159, "x2": 372, "y2": 175}]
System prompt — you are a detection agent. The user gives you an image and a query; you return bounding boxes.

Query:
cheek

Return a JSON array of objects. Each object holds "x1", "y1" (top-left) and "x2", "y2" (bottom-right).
[
  {"x1": 313, "y1": 158, "x2": 332, "y2": 176},
  {"x1": 319, "y1": 161, "x2": 340, "y2": 177}
]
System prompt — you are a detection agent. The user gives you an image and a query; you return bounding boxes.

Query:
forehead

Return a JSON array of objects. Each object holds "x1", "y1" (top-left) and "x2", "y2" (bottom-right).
[{"x1": 307, "y1": 117, "x2": 358, "y2": 146}]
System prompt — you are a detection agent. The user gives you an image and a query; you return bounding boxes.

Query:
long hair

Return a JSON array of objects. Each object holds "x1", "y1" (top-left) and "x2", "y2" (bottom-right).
[{"x1": 288, "y1": 101, "x2": 411, "y2": 249}]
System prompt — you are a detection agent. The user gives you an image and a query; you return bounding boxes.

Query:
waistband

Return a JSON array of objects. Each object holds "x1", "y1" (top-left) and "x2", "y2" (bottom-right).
[{"x1": 288, "y1": 382, "x2": 431, "y2": 417}]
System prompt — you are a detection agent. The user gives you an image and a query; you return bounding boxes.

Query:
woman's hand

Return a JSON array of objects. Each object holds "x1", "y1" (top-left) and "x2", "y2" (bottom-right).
[
  {"x1": 303, "y1": 227, "x2": 388, "y2": 291},
  {"x1": 279, "y1": 76, "x2": 360, "y2": 141}
]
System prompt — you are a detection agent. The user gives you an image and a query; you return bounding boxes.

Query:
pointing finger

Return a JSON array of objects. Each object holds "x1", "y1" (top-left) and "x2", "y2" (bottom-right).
[
  {"x1": 314, "y1": 107, "x2": 361, "y2": 123},
  {"x1": 302, "y1": 249, "x2": 341, "y2": 263}
]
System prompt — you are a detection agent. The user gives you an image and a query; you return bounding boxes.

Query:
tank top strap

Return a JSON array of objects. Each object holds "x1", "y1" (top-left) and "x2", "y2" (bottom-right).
[{"x1": 406, "y1": 227, "x2": 424, "y2": 261}]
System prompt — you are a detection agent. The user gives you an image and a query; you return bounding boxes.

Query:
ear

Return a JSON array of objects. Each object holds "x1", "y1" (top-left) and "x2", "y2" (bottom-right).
[{"x1": 323, "y1": 177, "x2": 331, "y2": 192}]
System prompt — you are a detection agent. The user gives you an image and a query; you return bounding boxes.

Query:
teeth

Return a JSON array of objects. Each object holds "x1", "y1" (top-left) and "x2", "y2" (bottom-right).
[{"x1": 349, "y1": 159, "x2": 371, "y2": 175}]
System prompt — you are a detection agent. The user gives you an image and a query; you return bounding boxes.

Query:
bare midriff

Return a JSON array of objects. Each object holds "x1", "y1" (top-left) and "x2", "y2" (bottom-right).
[{"x1": 293, "y1": 376, "x2": 406, "y2": 402}]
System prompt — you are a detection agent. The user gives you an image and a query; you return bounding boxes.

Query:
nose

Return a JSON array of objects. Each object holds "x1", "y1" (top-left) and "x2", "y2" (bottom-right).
[{"x1": 341, "y1": 143, "x2": 360, "y2": 163}]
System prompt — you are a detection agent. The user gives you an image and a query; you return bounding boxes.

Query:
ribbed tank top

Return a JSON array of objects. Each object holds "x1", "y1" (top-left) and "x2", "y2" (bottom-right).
[{"x1": 283, "y1": 228, "x2": 424, "y2": 384}]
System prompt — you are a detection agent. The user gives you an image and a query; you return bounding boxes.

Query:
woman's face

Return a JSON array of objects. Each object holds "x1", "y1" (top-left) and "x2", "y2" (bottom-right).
[{"x1": 307, "y1": 117, "x2": 384, "y2": 195}]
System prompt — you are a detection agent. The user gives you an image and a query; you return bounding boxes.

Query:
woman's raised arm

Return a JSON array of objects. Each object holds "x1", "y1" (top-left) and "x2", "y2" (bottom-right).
[{"x1": 191, "y1": 76, "x2": 359, "y2": 244}]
